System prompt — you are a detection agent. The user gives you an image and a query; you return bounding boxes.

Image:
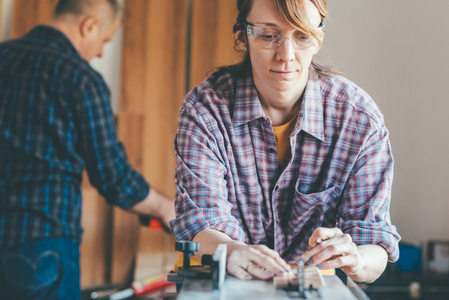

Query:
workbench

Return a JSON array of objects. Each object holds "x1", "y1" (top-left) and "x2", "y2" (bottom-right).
[{"x1": 177, "y1": 274, "x2": 370, "y2": 300}]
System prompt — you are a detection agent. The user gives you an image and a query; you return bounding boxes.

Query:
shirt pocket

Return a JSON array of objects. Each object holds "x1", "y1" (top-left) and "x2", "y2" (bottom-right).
[{"x1": 287, "y1": 184, "x2": 338, "y2": 234}]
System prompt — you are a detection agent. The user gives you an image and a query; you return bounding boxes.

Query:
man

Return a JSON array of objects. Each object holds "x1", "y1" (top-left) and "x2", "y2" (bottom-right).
[{"x1": 0, "y1": 0, "x2": 174, "y2": 299}]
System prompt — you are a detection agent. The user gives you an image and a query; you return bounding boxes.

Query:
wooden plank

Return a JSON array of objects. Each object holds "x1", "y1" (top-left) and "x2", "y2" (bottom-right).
[
  {"x1": 80, "y1": 187, "x2": 112, "y2": 287},
  {"x1": 111, "y1": 114, "x2": 145, "y2": 286},
  {"x1": 142, "y1": 0, "x2": 187, "y2": 194},
  {"x1": 11, "y1": 0, "x2": 58, "y2": 38},
  {"x1": 119, "y1": 0, "x2": 148, "y2": 114},
  {"x1": 113, "y1": 0, "x2": 150, "y2": 286},
  {"x1": 189, "y1": 0, "x2": 240, "y2": 89},
  {"x1": 114, "y1": 0, "x2": 188, "y2": 286}
]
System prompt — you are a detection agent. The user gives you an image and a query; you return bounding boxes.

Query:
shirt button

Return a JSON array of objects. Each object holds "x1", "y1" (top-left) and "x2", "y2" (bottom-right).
[
  {"x1": 268, "y1": 148, "x2": 276, "y2": 153},
  {"x1": 274, "y1": 186, "x2": 279, "y2": 191}
]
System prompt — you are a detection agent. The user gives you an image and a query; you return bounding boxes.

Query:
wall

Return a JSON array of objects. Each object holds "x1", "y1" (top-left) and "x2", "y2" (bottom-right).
[{"x1": 317, "y1": 0, "x2": 449, "y2": 246}]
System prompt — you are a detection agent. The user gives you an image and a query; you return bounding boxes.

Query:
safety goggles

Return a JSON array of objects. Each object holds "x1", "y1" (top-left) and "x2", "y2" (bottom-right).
[{"x1": 242, "y1": 20, "x2": 324, "y2": 50}]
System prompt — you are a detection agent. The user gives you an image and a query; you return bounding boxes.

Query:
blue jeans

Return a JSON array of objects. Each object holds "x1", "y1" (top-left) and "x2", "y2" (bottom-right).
[{"x1": 0, "y1": 238, "x2": 80, "y2": 300}]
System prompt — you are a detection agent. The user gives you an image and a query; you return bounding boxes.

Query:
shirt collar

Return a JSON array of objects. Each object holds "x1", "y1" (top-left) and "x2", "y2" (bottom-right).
[
  {"x1": 26, "y1": 25, "x2": 83, "y2": 60},
  {"x1": 232, "y1": 76, "x2": 265, "y2": 127},
  {"x1": 296, "y1": 76, "x2": 325, "y2": 141},
  {"x1": 232, "y1": 74, "x2": 325, "y2": 142}
]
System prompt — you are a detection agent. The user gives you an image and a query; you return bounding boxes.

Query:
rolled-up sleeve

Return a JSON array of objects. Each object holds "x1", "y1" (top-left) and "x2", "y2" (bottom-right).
[
  {"x1": 77, "y1": 76, "x2": 149, "y2": 209},
  {"x1": 170, "y1": 92, "x2": 244, "y2": 242},
  {"x1": 338, "y1": 121, "x2": 400, "y2": 262}
]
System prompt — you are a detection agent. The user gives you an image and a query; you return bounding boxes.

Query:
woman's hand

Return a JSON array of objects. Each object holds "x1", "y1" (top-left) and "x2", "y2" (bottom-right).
[
  {"x1": 299, "y1": 227, "x2": 364, "y2": 275},
  {"x1": 298, "y1": 227, "x2": 388, "y2": 282},
  {"x1": 226, "y1": 243, "x2": 291, "y2": 280},
  {"x1": 192, "y1": 229, "x2": 291, "y2": 281}
]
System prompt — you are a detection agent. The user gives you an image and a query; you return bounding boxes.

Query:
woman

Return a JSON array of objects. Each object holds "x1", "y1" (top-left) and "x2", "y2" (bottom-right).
[{"x1": 170, "y1": 0, "x2": 400, "y2": 283}]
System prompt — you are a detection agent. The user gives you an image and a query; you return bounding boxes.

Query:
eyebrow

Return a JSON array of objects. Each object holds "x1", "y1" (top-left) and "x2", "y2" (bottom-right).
[
  {"x1": 253, "y1": 22, "x2": 279, "y2": 27},
  {"x1": 254, "y1": 21, "x2": 323, "y2": 29}
]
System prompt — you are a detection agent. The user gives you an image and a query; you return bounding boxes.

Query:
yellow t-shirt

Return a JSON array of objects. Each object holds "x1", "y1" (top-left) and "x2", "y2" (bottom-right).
[{"x1": 272, "y1": 112, "x2": 299, "y2": 170}]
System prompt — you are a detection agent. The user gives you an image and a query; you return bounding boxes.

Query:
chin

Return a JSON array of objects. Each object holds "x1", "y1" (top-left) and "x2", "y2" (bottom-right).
[{"x1": 273, "y1": 81, "x2": 295, "y2": 91}]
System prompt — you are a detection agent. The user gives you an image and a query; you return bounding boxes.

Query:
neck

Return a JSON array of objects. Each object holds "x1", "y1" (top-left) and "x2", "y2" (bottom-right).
[
  {"x1": 256, "y1": 79, "x2": 307, "y2": 126},
  {"x1": 47, "y1": 16, "x2": 82, "y2": 53},
  {"x1": 262, "y1": 97, "x2": 302, "y2": 126}
]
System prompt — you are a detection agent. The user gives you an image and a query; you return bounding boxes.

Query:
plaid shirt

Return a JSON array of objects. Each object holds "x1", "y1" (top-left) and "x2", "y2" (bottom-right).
[
  {"x1": 0, "y1": 26, "x2": 149, "y2": 248},
  {"x1": 171, "y1": 70, "x2": 400, "y2": 262}
]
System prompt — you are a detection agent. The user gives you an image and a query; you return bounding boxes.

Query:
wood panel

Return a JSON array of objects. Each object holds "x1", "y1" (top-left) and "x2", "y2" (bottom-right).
[
  {"x1": 11, "y1": 0, "x2": 58, "y2": 39},
  {"x1": 80, "y1": 184, "x2": 112, "y2": 287},
  {"x1": 190, "y1": 0, "x2": 240, "y2": 89},
  {"x1": 114, "y1": 0, "x2": 188, "y2": 285}
]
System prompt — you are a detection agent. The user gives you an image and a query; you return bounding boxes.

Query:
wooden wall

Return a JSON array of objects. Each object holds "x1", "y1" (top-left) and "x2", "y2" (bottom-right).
[
  {"x1": 11, "y1": 0, "x2": 58, "y2": 38},
  {"x1": 116, "y1": 0, "x2": 240, "y2": 286},
  {"x1": 10, "y1": 0, "x2": 240, "y2": 289},
  {"x1": 113, "y1": 0, "x2": 189, "y2": 286},
  {"x1": 189, "y1": 0, "x2": 240, "y2": 88}
]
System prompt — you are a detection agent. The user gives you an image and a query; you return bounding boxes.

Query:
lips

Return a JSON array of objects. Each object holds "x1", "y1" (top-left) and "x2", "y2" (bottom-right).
[
  {"x1": 271, "y1": 70, "x2": 297, "y2": 78},
  {"x1": 271, "y1": 70, "x2": 295, "y2": 73}
]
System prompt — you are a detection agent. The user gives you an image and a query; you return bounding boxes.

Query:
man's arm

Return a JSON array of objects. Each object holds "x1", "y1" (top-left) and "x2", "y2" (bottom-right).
[
  {"x1": 76, "y1": 76, "x2": 150, "y2": 208},
  {"x1": 129, "y1": 188, "x2": 175, "y2": 228}
]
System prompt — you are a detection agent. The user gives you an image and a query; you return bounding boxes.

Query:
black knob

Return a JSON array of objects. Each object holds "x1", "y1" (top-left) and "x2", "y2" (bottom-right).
[
  {"x1": 175, "y1": 241, "x2": 199, "y2": 269},
  {"x1": 201, "y1": 254, "x2": 212, "y2": 266}
]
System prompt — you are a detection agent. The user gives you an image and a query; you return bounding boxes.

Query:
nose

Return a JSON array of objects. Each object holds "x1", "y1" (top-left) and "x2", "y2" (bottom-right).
[{"x1": 276, "y1": 37, "x2": 295, "y2": 62}]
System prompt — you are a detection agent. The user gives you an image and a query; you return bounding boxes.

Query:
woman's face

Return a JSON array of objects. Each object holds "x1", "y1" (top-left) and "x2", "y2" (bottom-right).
[{"x1": 245, "y1": 0, "x2": 322, "y2": 101}]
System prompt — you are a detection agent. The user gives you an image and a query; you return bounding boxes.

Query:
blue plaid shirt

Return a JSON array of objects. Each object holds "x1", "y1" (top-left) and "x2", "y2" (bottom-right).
[{"x1": 0, "y1": 26, "x2": 149, "y2": 248}]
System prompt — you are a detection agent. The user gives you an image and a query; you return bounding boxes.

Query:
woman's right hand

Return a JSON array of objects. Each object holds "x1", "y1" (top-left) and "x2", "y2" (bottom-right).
[{"x1": 226, "y1": 243, "x2": 291, "y2": 280}]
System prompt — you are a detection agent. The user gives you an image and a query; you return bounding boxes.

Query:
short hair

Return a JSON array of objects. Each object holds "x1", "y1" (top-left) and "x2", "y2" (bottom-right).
[{"x1": 53, "y1": 0, "x2": 121, "y2": 19}]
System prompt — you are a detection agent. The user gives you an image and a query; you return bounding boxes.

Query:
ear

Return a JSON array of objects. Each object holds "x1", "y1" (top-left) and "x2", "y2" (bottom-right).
[
  {"x1": 79, "y1": 16, "x2": 100, "y2": 38},
  {"x1": 234, "y1": 30, "x2": 248, "y2": 51},
  {"x1": 313, "y1": 26, "x2": 325, "y2": 54}
]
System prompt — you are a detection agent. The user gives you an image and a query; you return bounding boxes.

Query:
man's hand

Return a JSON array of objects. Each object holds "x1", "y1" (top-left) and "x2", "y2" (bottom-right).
[{"x1": 129, "y1": 188, "x2": 175, "y2": 229}]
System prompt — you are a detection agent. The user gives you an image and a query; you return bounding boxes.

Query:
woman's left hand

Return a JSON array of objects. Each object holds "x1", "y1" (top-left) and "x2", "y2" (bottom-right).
[{"x1": 298, "y1": 227, "x2": 365, "y2": 277}]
